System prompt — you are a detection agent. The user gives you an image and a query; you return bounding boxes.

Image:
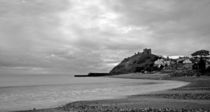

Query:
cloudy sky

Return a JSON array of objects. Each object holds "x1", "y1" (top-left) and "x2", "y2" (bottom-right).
[{"x1": 0, "y1": 0, "x2": 210, "y2": 75}]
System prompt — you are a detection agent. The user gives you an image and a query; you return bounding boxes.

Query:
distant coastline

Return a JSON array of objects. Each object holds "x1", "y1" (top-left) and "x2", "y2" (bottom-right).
[{"x1": 74, "y1": 73, "x2": 110, "y2": 77}]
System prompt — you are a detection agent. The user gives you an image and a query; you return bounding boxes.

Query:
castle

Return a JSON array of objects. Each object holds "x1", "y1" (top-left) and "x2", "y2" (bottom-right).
[{"x1": 143, "y1": 48, "x2": 152, "y2": 55}]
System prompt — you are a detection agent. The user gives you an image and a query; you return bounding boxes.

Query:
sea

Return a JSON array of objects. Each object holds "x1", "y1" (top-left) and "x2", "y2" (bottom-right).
[{"x1": 0, "y1": 74, "x2": 187, "y2": 111}]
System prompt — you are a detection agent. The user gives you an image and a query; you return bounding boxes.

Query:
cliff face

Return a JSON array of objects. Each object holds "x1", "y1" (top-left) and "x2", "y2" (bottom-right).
[{"x1": 109, "y1": 52, "x2": 159, "y2": 75}]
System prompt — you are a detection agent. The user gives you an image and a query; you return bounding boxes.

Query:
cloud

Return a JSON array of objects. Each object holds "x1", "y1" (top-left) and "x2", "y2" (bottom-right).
[
  {"x1": 107, "y1": 0, "x2": 210, "y2": 55},
  {"x1": 0, "y1": 0, "x2": 210, "y2": 75}
]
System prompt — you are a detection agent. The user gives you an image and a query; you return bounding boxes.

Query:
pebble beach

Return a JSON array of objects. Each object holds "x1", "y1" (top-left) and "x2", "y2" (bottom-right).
[{"x1": 14, "y1": 74, "x2": 210, "y2": 112}]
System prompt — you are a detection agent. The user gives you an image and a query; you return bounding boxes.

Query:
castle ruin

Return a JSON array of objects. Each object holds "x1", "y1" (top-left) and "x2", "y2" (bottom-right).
[{"x1": 143, "y1": 48, "x2": 152, "y2": 55}]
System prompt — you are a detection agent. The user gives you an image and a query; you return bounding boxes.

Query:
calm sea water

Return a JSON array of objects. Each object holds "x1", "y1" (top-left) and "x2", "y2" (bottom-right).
[{"x1": 0, "y1": 74, "x2": 187, "y2": 111}]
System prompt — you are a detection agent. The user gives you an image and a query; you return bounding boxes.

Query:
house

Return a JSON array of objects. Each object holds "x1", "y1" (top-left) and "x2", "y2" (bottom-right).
[
  {"x1": 206, "y1": 59, "x2": 210, "y2": 69},
  {"x1": 183, "y1": 59, "x2": 193, "y2": 70},
  {"x1": 154, "y1": 59, "x2": 165, "y2": 68},
  {"x1": 183, "y1": 59, "x2": 192, "y2": 64},
  {"x1": 154, "y1": 58, "x2": 172, "y2": 68}
]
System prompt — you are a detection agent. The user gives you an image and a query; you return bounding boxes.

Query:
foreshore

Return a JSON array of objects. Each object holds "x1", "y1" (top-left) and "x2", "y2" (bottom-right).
[{"x1": 15, "y1": 73, "x2": 210, "y2": 112}]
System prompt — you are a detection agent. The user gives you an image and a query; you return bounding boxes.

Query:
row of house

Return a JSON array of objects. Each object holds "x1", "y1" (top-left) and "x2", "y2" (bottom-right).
[{"x1": 154, "y1": 56, "x2": 210, "y2": 72}]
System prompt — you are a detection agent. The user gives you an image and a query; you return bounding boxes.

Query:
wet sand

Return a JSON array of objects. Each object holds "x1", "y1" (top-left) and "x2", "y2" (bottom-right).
[{"x1": 15, "y1": 73, "x2": 210, "y2": 112}]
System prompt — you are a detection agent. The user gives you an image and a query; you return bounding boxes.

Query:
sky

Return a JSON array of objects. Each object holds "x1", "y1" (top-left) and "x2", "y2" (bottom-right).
[{"x1": 0, "y1": 0, "x2": 210, "y2": 75}]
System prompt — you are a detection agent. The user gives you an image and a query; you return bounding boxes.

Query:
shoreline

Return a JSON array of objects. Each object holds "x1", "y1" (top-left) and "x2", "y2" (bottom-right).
[{"x1": 14, "y1": 73, "x2": 210, "y2": 112}]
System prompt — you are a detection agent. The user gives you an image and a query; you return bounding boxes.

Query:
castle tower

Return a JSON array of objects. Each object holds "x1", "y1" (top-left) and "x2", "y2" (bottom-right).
[{"x1": 143, "y1": 48, "x2": 151, "y2": 55}]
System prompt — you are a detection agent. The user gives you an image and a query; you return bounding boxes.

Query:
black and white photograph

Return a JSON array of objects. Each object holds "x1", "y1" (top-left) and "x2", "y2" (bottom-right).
[{"x1": 0, "y1": 0, "x2": 210, "y2": 112}]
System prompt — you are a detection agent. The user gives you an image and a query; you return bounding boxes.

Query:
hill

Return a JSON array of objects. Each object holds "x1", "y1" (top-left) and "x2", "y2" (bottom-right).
[{"x1": 110, "y1": 49, "x2": 159, "y2": 75}]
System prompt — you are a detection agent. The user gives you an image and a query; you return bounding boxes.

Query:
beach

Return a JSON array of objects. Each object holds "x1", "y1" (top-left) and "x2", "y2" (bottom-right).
[
  {"x1": 0, "y1": 74, "x2": 186, "y2": 111},
  {"x1": 11, "y1": 73, "x2": 210, "y2": 112}
]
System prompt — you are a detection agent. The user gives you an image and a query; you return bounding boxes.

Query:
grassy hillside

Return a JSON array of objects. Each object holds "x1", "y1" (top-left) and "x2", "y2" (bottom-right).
[{"x1": 110, "y1": 52, "x2": 159, "y2": 75}]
